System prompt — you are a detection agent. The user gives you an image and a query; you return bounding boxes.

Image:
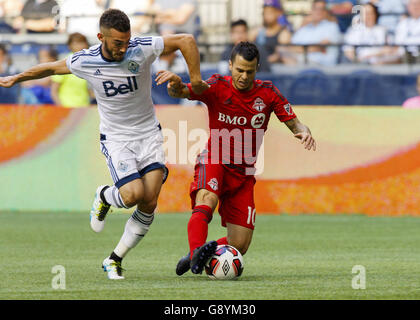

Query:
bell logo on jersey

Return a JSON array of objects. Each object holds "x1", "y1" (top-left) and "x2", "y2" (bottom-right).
[
  {"x1": 251, "y1": 113, "x2": 266, "y2": 129},
  {"x1": 102, "y1": 76, "x2": 138, "y2": 97},
  {"x1": 252, "y1": 97, "x2": 266, "y2": 112}
]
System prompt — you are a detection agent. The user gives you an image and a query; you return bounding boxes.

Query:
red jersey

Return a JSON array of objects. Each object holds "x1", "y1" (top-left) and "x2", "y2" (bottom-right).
[{"x1": 187, "y1": 74, "x2": 296, "y2": 170}]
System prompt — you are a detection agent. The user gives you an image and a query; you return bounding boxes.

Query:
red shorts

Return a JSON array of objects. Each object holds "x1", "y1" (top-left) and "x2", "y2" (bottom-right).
[{"x1": 190, "y1": 159, "x2": 257, "y2": 230}]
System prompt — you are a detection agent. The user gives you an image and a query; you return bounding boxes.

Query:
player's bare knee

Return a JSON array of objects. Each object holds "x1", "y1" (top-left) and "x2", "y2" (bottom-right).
[
  {"x1": 120, "y1": 188, "x2": 143, "y2": 208},
  {"x1": 228, "y1": 239, "x2": 249, "y2": 255},
  {"x1": 238, "y1": 244, "x2": 249, "y2": 255},
  {"x1": 137, "y1": 190, "x2": 159, "y2": 212},
  {"x1": 227, "y1": 231, "x2": 251, "y2": 255},
  {"x1": 139, "y1": 198, "x2": 158, "y2": 213},
  {"x1": 195, "y1": 189, "x2": 218, "y2": 211},
  {"x1": 121, "y1": 194, "x2": 137, "y2": 208}
]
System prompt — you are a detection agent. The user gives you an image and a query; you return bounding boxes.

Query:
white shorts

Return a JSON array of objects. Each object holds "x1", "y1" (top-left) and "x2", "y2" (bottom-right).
[{"x1": 100, "y1": 130, "x2": 168, "y2": 189}]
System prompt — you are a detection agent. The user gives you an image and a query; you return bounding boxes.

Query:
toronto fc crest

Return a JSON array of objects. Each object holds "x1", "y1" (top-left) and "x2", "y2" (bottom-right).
[
  {"x1": 207, "y1": 178, "x2": 219, "y2": 191},
  {"x1": 252, "y1": 97, "x2": 266, "y2": 112}
]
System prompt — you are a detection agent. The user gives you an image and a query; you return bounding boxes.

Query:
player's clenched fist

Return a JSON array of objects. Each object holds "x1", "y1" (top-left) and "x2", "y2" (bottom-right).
[
  {"x1": 190, "y1": 79, "x2": 209, "y2": 95},
  {"x1": 156, "y1": 70, "x2": 209, "y2": 96},
  {"x1": 0, "y1": 75, "x2": 17, "y2": 88}
]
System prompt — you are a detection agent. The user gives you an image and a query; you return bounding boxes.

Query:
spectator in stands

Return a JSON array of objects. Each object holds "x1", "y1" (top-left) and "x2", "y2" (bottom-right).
[
  {"x1": 280, "y1": 0, "x2": 342, "y2": 66},
  {"x1": 403, "y1": 74, "x2": 420, "y2": 108},
  {"x1": 152, "y1": 51, "x2": 188, "y2": 75},
  {"x1": 0, "y1": 44, "x2": 18, "y2": 103},
  {"x1": 250, "y1": 0, "x2": 292, "y2": 63},
  {"x1": 60, "y1": 0, "x2": 154, "y2": 37},
  {"x1": 360, "y1": 0, "x2": 405, "y2": 33},
  {"x1": 151, "y1": 50, "x2": 198, "y2": 106},
  {"x1": 152, "y1": 0, "x2": 198, "y2": 36},
  {"x1": 325, "y1": 0, "x2": 357, "y2": 33},
  {"x1": 112, "y1": 0, "x2": 155, "y2": 35},
  {"x1": 0, "y1": 0, "x2": 24, "y2": 33},
  {"x1": 394, "y1": 0, "x2": 420, "y2": 61},
  {"x1": 51, "y1": 33, "x2": 92, "y2": 108},
  {"x1": 149, "y1": 0, "x2": 198, "y2": 93},
  {"x1": 257, "y1": 0, "x2": 293, "y2": 32},
  {"x1": 0, "y1": 44, "x2": 10, "y2": 74},
  {"x1": 21, "y1": 47, "x2": 57, "y2": 104},
  {"x1": 13, "y1": 0, "x2": 59, "y2": 33},
  {"x1": 219, "y1": 19, "x2": 270, "y2": 74},
  {"x1": 343, "y1": 2, "x2": 400, "y2": 64},
  {"x1": 59, "y1": 0, "x2": 105, "y2": 37}
]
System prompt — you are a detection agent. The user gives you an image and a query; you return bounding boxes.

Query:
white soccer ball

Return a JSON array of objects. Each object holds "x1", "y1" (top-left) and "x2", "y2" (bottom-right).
[{"x1": 205, "y1": 245, "x2": 244, "y2": 280}]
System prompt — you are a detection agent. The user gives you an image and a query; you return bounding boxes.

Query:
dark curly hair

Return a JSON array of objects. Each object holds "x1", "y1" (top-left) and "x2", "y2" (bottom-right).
[
  {"x1": 230, "y1": 41, "x2": 260, "y2": 65},
  {"x1": 99, "y1": 8, "x2": 131, "y2": 32}
]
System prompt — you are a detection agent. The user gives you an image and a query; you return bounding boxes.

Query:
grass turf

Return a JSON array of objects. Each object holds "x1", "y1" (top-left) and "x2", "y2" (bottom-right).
[{"x1": 1, "y1": 211, "x2": 420, "y2": 300}]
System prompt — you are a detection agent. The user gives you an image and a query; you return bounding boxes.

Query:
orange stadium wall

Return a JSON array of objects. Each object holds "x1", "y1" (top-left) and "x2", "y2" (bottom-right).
[{"x1": 1, "y1": 105, "x2": 420, "y2": 216}]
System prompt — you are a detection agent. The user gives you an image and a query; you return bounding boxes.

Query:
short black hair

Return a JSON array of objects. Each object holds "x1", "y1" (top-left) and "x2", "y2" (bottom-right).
[
  {"x1": 230, "y1": 41, "x2": 260, "y2": 65},
  {"x1": 0, "y1": 43, "x2": 7, "y2": 55},
  {"x1": 230, "y1": 19, "x2": 248, "y2": 30},
  {"x1": 99, "y1": 8, "x2": 131, "y2": 33},
  {"x1": 38, "y1": 46, "x2": 58, "y2": 61}
]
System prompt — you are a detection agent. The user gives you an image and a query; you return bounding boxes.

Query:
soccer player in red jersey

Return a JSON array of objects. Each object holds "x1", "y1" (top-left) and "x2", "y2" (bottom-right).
[{"x1": 155, "y1": 42, "x2": 316, "y2": 275}]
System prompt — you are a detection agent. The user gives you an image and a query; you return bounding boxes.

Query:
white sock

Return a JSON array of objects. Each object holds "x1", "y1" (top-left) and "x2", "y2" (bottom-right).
[
  {"x1": 113, "y1": 209, "x2": 155, "y2": 258},
  {"x1": 113, "y1": 240, "x2": 131, "y2": 259},
  {"x1": 103, "y1": 186, "x2": 128, "y2": 208}
]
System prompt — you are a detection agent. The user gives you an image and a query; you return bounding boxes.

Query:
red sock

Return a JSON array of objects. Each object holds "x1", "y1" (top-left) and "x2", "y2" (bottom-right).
[
  {"x1": 216, "y1": 237, "x2": 228, "y2": 246},
  {"x1": 188, "y1": 205, "x2": 213, "y2": 258}
]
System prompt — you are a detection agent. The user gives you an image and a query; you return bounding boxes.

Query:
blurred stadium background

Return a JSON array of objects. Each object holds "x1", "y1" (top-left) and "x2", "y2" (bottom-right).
[
  {"x1": 2, "y1": 0, "x2": 420, "y2": 105},
  {"x1": 2, "y1": 0, "x2": 420, "y2": 300},
  {"x1": 2, "y1": 0, "x2": 420, "y2": 215}
]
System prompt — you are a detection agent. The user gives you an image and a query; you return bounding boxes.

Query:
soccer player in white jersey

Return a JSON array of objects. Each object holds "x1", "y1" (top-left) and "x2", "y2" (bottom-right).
[{"x1": 0, "y1": 9, "x2": 207, "y2": 280}]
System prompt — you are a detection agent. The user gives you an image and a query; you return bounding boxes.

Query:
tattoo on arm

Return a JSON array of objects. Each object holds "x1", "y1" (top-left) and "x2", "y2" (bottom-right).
[
  {"x1": 285, "y1": 118, "x2": 311, "y2": 135},
  {"x1": 167, "y1": 82, "x2": 190, "y2": 99},
  {"x1": 167, "y1": 84, "x2": 180, "y2": 97}
]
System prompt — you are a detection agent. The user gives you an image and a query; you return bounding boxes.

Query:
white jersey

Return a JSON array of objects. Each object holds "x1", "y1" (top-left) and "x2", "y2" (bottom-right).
[{"x1": 66, "y1": 36, "x2": 164, "y2": 141}]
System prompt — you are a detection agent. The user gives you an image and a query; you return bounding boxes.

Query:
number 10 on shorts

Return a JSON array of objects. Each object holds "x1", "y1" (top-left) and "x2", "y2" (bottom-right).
[{"x1": 247, "y1": 207, "x2": 256, "y2": 226}]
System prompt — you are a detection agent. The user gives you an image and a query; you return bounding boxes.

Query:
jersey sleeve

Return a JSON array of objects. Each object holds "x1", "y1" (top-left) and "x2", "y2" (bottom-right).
[
  {"x1": 133, "y1": 36, "x2": 164, "y2": 64},
  {"x1": 186, "y1": 74, "x2": 220, "y2": 104},
  {"x1": 270, "y1": 85, "x2": 296, "y2": 122},
  {"x1": 66, "y1": 51, "x2": 87, "y2": 80}
]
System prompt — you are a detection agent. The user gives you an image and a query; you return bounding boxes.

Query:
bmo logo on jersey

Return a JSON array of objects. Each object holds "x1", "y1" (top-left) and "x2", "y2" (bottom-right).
[
  {"x1": 102, "y1": 76, "x2": 138, "y2": 97},
  {"x1": 218, "y1": 112, "x2": 266, "y2": 129},
  {"x1": 218, "y1": 112, "x2": 247, "y2": 126}
]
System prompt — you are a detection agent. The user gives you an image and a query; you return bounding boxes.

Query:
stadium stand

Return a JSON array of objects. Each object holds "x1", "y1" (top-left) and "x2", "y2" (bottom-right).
[{"x1": 0, "y1": 0, "x2": 419, "y2": 105}]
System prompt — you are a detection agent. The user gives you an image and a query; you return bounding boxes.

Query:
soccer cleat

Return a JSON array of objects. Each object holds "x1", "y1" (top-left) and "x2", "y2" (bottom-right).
[
  {"x1": 176, "y1": 253, "x2": 191, "y2": 276},
  {"x1": 102, "y1": 257, "x2": 125, "y2": 280},
  {"x1": 90, "y1": 185, "x2": 111, "y2": 233},
  {"x1": 190, "y1": 240, "x2": 218, "y2": 274}
]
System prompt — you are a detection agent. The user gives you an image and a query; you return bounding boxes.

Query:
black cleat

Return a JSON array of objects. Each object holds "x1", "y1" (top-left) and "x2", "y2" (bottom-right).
[
  {"x1": 190, "y1": 240, "x2": 218, "y2": 274},
  {"x1": 176, "y1": 253, "x2": 191, "y2": 276}
]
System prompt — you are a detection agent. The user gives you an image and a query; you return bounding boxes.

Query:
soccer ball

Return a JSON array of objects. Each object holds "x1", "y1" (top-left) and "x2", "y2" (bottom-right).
[{"x1": 205, "y1": 245, "x2": 244, "y2": 280}]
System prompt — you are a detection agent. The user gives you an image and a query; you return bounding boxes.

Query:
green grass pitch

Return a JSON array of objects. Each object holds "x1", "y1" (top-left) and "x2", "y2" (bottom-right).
[{"x1": 1, "y1": 211, "x2": 420, "y2": 300}]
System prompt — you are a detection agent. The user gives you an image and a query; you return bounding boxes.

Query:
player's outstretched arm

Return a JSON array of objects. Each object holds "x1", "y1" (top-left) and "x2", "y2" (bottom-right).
[
  {"x1": 161, "y1": 33, "x2": 207, "y2": 95},
  {"x1": 0, "y1": 59, "x2": 70, "y2": 88},
  {"x1": 155, "y1": 70, "x2": 192, "y2": 99},
  {"x1": 284, "y1": 117, "x2": 317, "y2": 151}
]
